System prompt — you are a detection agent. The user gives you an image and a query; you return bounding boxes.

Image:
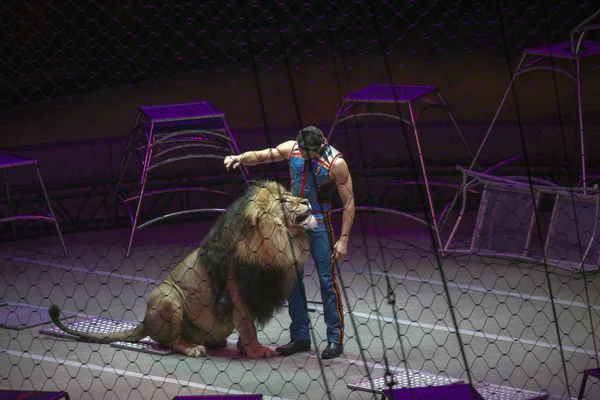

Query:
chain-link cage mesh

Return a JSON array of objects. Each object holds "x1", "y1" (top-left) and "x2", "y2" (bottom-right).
[{"x1": 2, "y1": 0, "x2": 600, "y2": 399}]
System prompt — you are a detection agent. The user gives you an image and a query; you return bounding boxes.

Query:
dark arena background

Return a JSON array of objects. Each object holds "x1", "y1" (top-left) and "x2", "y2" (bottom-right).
[{"x1": 1, "y1": 1, "x2": 600, "y2": 399}]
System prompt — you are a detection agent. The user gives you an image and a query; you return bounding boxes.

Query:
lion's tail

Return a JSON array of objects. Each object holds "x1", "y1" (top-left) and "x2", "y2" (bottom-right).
[{"x1": 48, "y1": 305, "x2": 148, "y2": 344}]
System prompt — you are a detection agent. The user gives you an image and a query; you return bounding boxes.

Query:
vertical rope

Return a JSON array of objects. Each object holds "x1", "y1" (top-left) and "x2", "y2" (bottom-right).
[
  {"x1": 495, "y1": 2, "x2": 572, "y2": 397},
  {"x1": 320, "y1": 4, "x2": 390, "y2": 394},
  {"x1": 267, "y1": 2, "x2": 336, "y2": 397},
  {"x1": 271, "y1": 2, "x2": 304, "y2": 128},
  {"x1": 237, "y1": 4, "x2": 328, "y2": 385},
  {"x1": 324, "y1": 5, "x2": 411, "y2": 398},
  {"x1": 364, "y1": 0, "x2": 478, "y2": 392},
  {"x1": 542, "y1": 18, "x2": 599, "y2": 374}
]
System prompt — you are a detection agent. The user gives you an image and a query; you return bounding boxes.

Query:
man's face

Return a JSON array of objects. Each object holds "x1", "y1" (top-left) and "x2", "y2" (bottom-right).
[{"x1": 299, "y1": 145, "x2": 322, "y2": 161}]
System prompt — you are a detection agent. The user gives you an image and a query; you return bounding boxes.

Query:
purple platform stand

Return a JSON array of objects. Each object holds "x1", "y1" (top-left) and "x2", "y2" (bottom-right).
[
  {"x1": 172, "y1": 395, "x2": 263, "y2": 400},
  {"x1": 382, "y1": 383, "x2": 484, "y2": 400},
  {"x1": 112, "y1": 101, "x2": 249, "y2": 257},
  {"x1": 328, "y1": 84, "x2": 477, "y2": 252},
  {"x1": 0, "y1": 153, "x2": 68, "y2": 257},
  {"x1": 578, "y1": 368, "x2": 600, "y2": 400},
  {"x1": 0, "y1": 390, "x2": 70, "y2": 400}
]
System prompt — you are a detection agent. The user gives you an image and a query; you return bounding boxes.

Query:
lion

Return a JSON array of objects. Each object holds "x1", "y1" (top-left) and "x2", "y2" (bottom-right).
[{"x1": 48, "y1": 180, "x2": 318, "y2": 359}]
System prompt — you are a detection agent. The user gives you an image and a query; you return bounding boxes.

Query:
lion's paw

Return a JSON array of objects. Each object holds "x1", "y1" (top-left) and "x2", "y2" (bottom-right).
[
  {"x1": 204, "y1": 339, "x2": 228, "y2": 349},
  {"x1": 186, "y1": 345, "x2": 207, "y2": 357},
  {"x1": 244, "y1": 344, "x2": 277, "y2": 359}
]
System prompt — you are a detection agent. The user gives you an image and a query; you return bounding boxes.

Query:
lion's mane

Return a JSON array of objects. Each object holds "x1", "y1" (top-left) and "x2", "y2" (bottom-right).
[{"x1": 197, "y1": 180, "x2": 310, "y2": 327}]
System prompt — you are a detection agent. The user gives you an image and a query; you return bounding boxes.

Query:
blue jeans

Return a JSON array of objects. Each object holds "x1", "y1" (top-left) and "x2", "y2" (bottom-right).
[{"x1": 287, "y1": 212, "x2": 345, "y2": 344}]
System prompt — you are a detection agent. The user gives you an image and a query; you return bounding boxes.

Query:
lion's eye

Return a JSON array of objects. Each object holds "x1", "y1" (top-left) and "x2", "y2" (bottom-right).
[{"x1": 280, "y1": 199, "x2": 288, "y2": 204}]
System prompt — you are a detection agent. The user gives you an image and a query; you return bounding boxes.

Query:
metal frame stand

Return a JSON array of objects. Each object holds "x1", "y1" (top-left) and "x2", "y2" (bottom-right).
[
  {"x1": 443, "y1": 168, "x2": 600, "y2": 272},
  {"x1": 440, "y1": 13, "x2": 600, "y2": 271},
  {"x1": 328, "y1": 84, "x2": 477, "y2": 250},
  {"x1": 464, "y1": 35, "x2": 600, "y2": 191},
  {"x1": 113, "y1": 101, "x2": 249, "y2": 257},
  {"x1": 0, "y1": 153, "x2": 68, "y2": 257}
]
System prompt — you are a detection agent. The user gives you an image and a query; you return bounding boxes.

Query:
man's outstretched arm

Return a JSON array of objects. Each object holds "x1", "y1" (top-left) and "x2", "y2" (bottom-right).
[{"x1": 224, "y1": 140, "x2": 295, "y2": 170}]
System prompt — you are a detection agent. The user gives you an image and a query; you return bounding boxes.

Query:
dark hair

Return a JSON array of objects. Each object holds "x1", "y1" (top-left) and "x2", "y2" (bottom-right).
[{"x1": 296, "y1": 126, "x2": 325, "y2": 152}]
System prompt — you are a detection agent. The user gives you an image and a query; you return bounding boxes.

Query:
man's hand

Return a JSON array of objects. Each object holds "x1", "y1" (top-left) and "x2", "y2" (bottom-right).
[
  {"x1": 224, "y1": 155, "x2": 241, "y2": 170},
  {"x1": 333, "y1": 238, "x2": 348, "y2": 262},
  {"x1": 286, "y1": 221, "x2": 305, "y2": 236}
]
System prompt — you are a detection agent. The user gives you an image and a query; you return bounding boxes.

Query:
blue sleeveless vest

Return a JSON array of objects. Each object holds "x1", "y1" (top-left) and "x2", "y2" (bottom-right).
[{"x1": 288, "y1": 140, "x2": 342, "y2": 213}]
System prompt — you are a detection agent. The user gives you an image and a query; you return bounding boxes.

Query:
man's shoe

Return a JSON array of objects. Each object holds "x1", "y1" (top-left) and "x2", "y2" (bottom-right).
[
  {"x1": 321, "y1": 342, "x2": 343, "y2": 359},
  {"x1": 275, "y1": 339, "x2": 311, "y2": 355}
]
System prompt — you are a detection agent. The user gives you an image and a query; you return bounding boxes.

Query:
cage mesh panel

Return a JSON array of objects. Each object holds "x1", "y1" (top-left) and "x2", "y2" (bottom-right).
[
  {"x1": 473, "y1": 186, "x2": 537, "y2": 255},
  {"x1": 2, "y1": 1, "x2": 597, "y2": 109},
  {"x1": 2, "y1": 1, "x2": 600, "y2": 400},
  {"x1": 546, "y1": 193, "x2": 600, "y2": 267}
]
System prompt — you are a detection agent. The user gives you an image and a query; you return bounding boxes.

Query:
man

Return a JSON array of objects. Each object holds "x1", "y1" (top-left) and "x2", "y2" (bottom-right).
[{"x1": 224, "y1": 126, "x2": 355, "y2": 359}]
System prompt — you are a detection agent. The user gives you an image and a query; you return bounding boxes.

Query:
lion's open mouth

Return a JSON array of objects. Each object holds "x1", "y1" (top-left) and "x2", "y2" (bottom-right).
[{"x1": 292, "y1": 210, "x2": 311, "y2": 224}]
